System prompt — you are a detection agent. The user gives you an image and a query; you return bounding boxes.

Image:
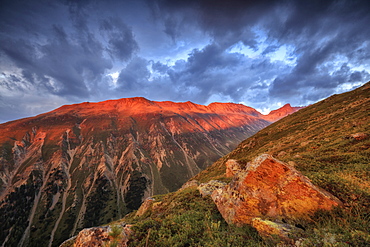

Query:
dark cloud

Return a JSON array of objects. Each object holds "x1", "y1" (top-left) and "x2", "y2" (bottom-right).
[
  {"x1": 100, "y1": 17, "x2": 139, "y2": 61},
  {"x1": 1, "y1": 23, "x2": 113, "y2": 98},
  {"x1": 163, "y1": 17, "x2": 181, "y2": 41},
  {"x1": 146, "y1": 0, "x2": 277, "y2": 47},
  {"x1": 152, "y1": 61, "x2": 170, "y2": 74},
  {"x1": 262, "y1": 45, "x2": 280, "y2": 55},
  {"x1": 111, "y1": 44, "x2": 291, "y2": 106},
  {"x1": 116, "y1": 57, "x2": 150, "y2": 92},
  {"x1": 147, "y1": 0, "x2": 370, "y2": 105},
  {"x1": 262, "y1": 1, "x2": 370, "y2": 101},
  {"x1": 0, "y1": 0, "x2": 141, "y2": 105}
]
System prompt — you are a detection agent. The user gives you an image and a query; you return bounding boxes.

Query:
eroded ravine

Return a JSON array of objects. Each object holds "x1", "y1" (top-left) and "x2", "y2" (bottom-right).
[{"x1": 48, "y1": 144, "x2": 75, "y2": 247}]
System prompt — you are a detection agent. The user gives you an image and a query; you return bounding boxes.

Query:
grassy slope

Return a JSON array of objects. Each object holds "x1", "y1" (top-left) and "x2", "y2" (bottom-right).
[
  {"x1": 195, "y1": 82, "x2": 370, "y2": 204},
  {"x1": 95, "y1": 83, "x2": 370, "y2": 246}
]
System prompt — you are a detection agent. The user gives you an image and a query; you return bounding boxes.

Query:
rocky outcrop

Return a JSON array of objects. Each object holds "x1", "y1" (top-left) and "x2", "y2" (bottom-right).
[
  {"x1": 212, "y1": 154, "x2": 342, "y2": 226},
  {"x1": 63, "y1": 224, "x2": 131, "y2": 247},
  {"x1": 251, "y1": 218, "x2": 303, "y2": 244},
  {"x1": 197, "y1": 180, "x2": 227, "y2": 197},
  {"x1": 73, "y1": 227, "x2": 110, "y2": 247},
  {"x1": 225, "y1": 159, "x2": 240, "y2": 178},
  {"x1": 346, "y1": 132, "x2": 369, "y2": 141}
]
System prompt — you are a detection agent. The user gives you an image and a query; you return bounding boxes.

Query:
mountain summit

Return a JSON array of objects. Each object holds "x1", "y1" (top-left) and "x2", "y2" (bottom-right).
[
  {"x1": 0, "y1": 97, "x2": 300, "y2": 246},
  {"x1": 262, "y1": 103, "x2": 304, "y2": 122}
]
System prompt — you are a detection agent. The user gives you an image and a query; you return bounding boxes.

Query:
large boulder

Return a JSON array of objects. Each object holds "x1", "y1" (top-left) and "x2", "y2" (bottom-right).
[{"x1": 212, "y1": 154, "x2": 342, "y2": 226}]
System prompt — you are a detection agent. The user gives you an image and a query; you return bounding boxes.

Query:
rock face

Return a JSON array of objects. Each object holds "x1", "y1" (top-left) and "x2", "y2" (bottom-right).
[
  {"x1": 262, "y1": 104, "x2": 304, "y2": 122},
  {"x1": 212, "y1": 154, "x2": 342, "y2": 226}
]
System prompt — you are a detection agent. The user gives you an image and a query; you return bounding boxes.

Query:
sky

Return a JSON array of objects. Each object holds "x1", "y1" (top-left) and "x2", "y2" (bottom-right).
[{"x1": 1, "y1": 0, "x2": 370, "y2": 123}]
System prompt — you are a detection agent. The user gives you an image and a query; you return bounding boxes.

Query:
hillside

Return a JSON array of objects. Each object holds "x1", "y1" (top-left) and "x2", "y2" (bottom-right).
[
  {"x1": 114, "y1": 82, "x2": 370, "y2": 246},
  {"x1": 196, "y1": 82, "x2": 370, "y2": 197},
  {"x1": 0, "y1": 97, "x2": 298, "y2": 246}
]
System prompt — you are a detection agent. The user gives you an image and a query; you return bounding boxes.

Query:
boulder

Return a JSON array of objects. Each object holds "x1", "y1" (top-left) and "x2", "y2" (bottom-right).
[
  {"x1": 212, "y1": 154, "x2": 342, "y2": 226},
  {"x1": 347, "y1": 132, "x2": 369, "y2": 141},
  {"x1": 251, "y1": 218, "x2": 303, "y2": 244},
  {"x1": 71, "y1": 224, "x2": 131, "y2": 247},
  {"x1": 197, "y1": 180, "x2": 227, "y2": 197}
]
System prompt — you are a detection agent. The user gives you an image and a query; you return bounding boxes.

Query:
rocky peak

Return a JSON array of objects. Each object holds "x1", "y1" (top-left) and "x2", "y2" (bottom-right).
[{"x1": 263, "y1": 104, "x2": 304, "y2": 122}]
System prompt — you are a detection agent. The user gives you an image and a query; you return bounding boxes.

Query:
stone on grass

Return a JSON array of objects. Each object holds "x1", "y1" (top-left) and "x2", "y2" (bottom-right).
[
  {"x1": 251, "y1": 218, "x2": 303, "y2": 244},
  {"x1": 70, "y1": 224, "x2": 131, "y2": 247},
  {"x1": 212, "y1": 154, "x2": 342, "y2": 226}
]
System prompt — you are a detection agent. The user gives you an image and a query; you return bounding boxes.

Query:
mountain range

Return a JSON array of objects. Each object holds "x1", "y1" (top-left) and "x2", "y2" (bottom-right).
[
  {"x1": 0, "y1": 97, "x2": 300, "y2": 246},
  {"x1": 111, "y1": 82, "x2": 369, "y2": 246}
]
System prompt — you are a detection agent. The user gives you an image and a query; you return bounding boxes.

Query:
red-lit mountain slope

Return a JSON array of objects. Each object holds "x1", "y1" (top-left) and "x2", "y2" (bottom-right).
[
  {"x1": 262, "y1": 103, "x2": 304, "y2": 122},
  {"x1": 0, "y1": 97, "x2": 300, "y2": 246}
]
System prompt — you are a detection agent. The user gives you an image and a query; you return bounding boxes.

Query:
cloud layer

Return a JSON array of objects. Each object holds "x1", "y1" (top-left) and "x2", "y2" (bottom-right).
[{"x1": 1, "y1": 0, "x2": 369, "y2": 122}]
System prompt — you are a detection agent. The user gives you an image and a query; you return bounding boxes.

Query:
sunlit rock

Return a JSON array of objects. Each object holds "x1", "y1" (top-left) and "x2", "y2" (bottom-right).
[
  {"x1": 212, "y1": 154, "x2": 342, "y2": 226},
  {"x1": 197, "y1": 180, "x2": 227, "y2": 197}
]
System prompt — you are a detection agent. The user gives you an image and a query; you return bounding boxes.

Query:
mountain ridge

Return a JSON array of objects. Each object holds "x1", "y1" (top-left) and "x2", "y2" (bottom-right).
[
  {"x1": 0, "y1": 97, "x2": 299, "y2": 126},
  {"x1": 0, "y1": 97, "x2": 301, "y2": 246}
]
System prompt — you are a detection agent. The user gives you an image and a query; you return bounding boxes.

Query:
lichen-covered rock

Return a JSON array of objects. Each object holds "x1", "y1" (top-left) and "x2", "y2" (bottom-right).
[
  {"x1": 197, "y1": 180, "x2": 227, "y2": 197},
  {"x1": 251, "y1": 218, "x2": 303, "y2": 244},
  {"x1": 136, "y1": 197, "x2": 155, "y2": 217},
  {"x1": 71, "y1": 224, "x2": 131, "y2": 247},
  {"x1": 225, "y1": 159, "x2": 240, "y2": 178},
  {"x1": 212, "y1": 154, "x2": 342, "y2": 226}
]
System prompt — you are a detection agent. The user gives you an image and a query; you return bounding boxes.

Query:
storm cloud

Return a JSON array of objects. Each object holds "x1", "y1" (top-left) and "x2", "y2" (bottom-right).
[{"x1": 1, "y1": 0, "x2": 369, "y2": 122}]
